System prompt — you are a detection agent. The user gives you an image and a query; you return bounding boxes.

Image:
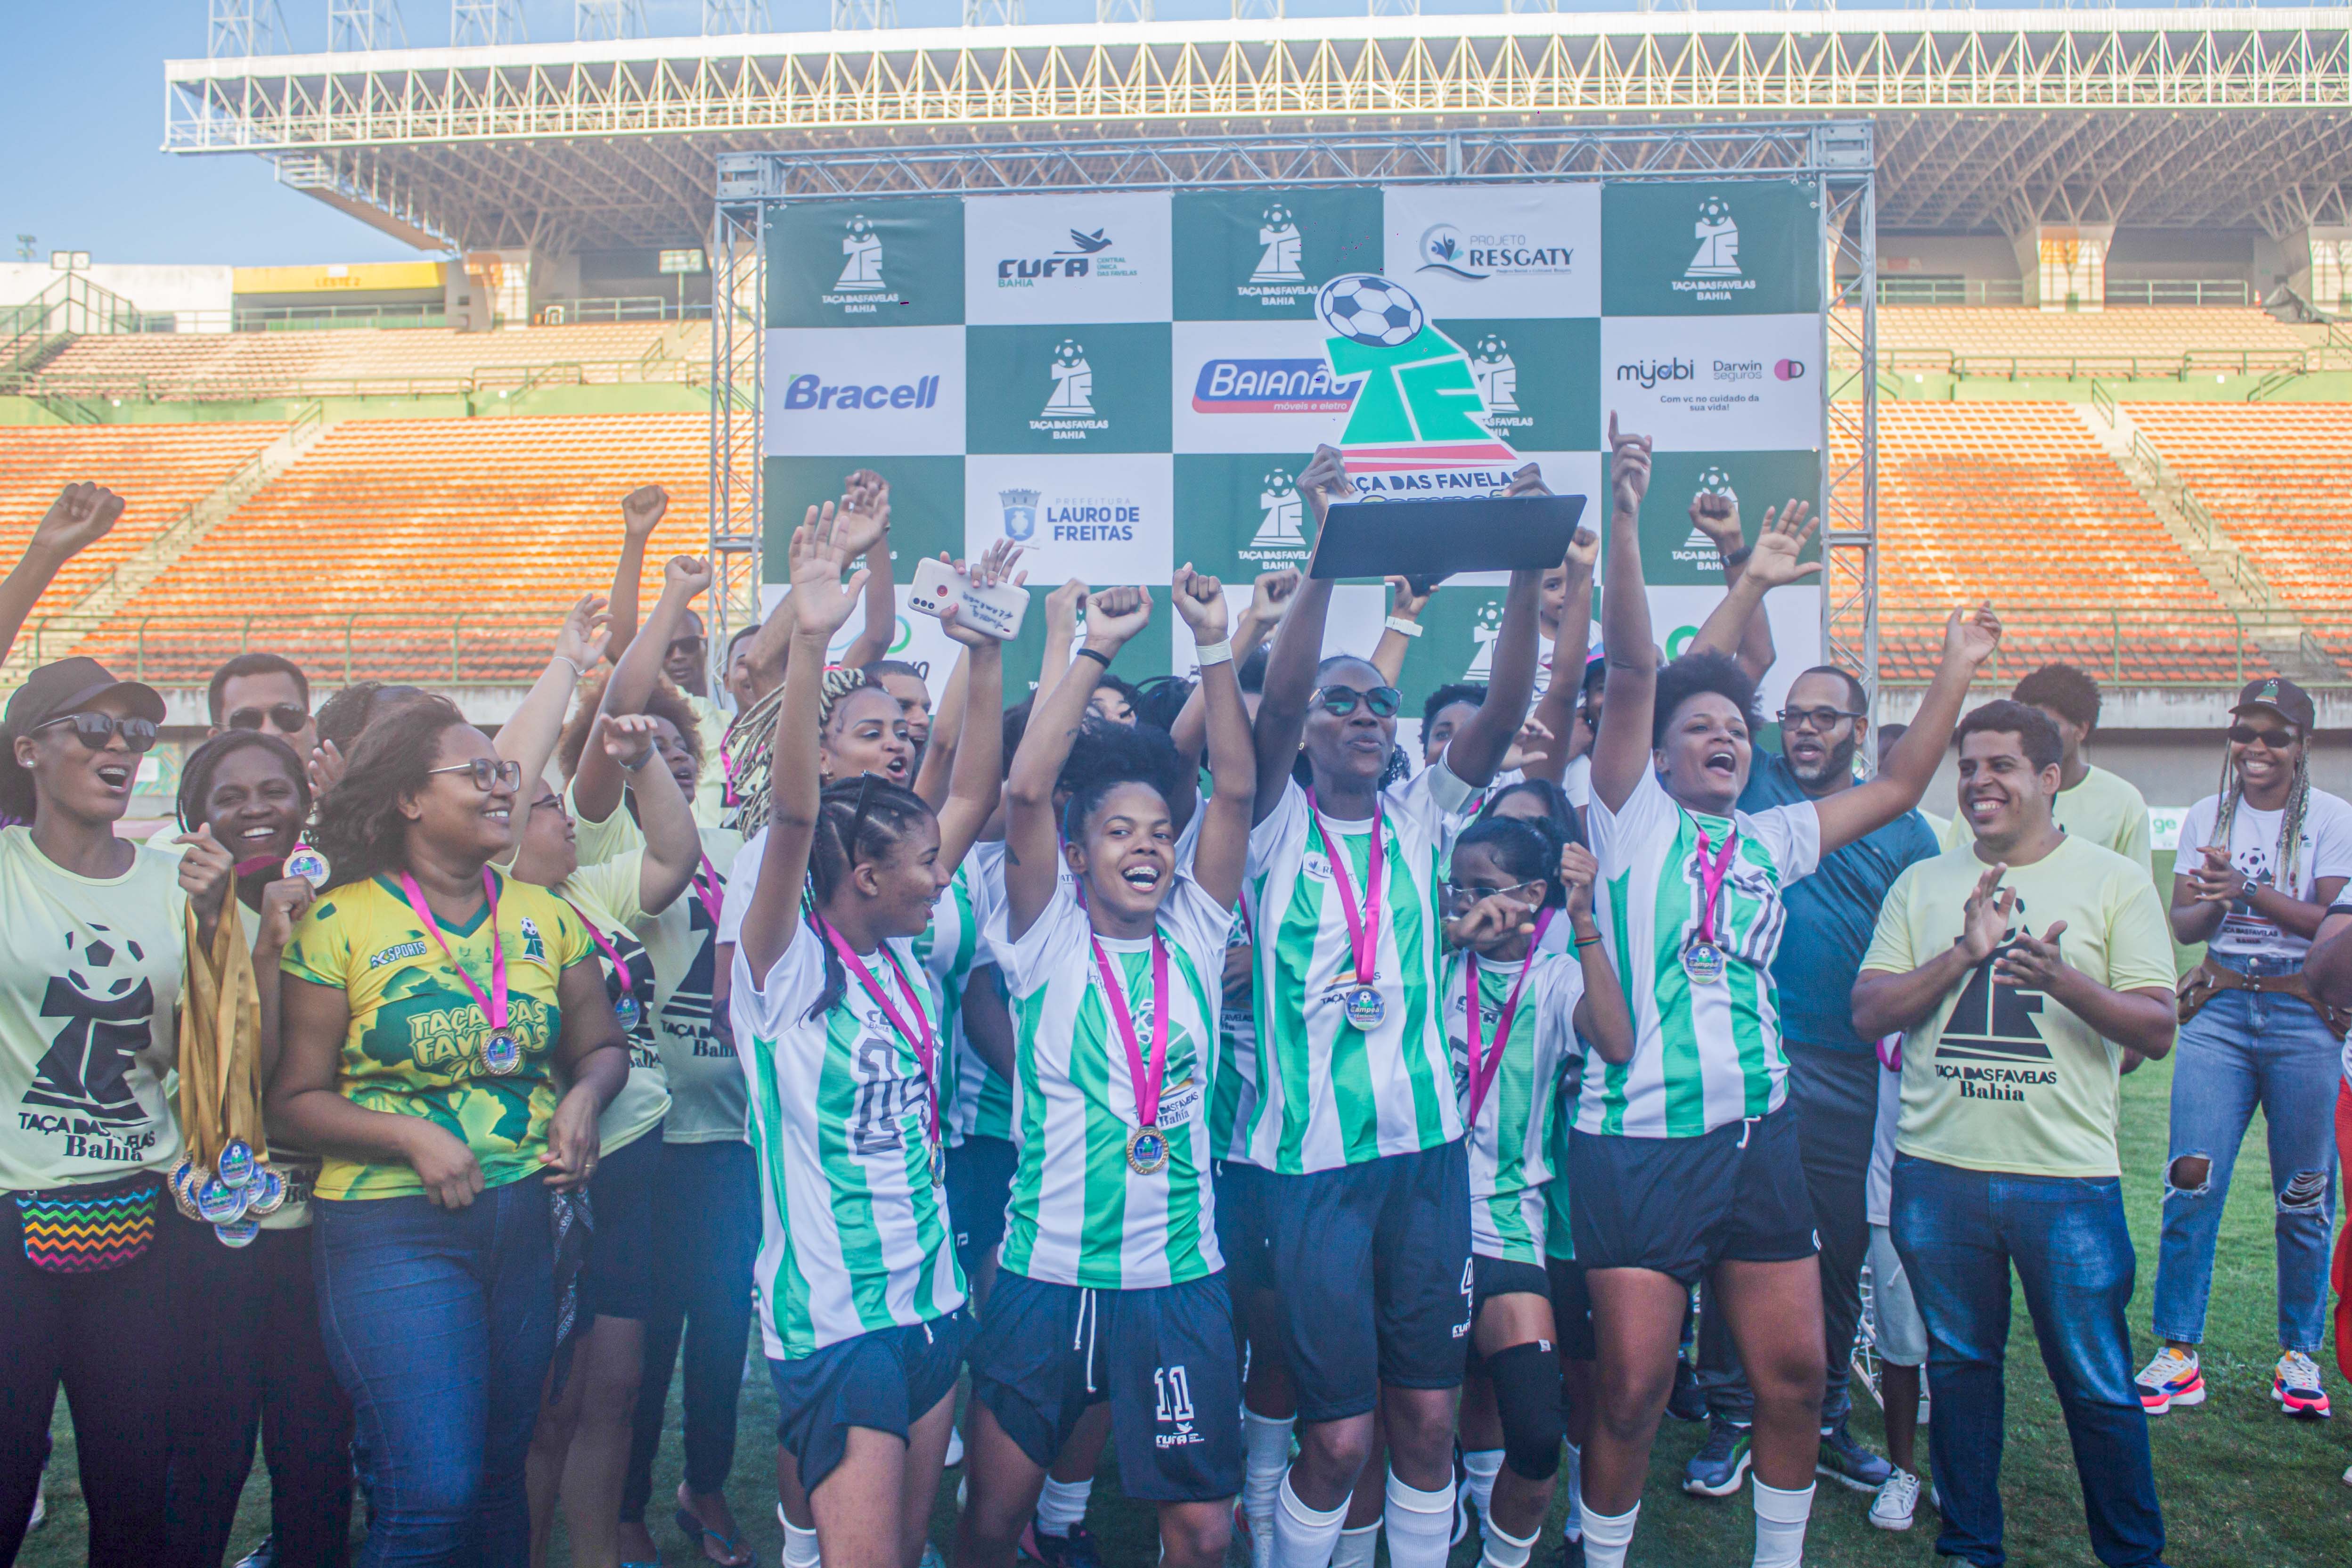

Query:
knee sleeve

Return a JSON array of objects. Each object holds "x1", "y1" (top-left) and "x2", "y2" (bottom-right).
[{"x1": 1486, "y1": 1343, "x2": 1565, "y2": 1481}]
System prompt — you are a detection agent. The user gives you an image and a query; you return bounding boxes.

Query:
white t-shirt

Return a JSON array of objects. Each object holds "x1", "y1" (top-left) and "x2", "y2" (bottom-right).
[
  {"x1": 2173, "y1": 787, "x2": 2352, "y2": 962},
  {"x1": 1867, "y1": 1040, "x2": 1901, "y2": 1229}
]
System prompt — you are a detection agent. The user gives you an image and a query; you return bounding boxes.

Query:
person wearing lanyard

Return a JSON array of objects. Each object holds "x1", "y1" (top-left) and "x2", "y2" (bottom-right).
[
  {"x1": 953, "y1": 570, "x2": 1254, "y2": 1568},
  {"x1": 163, "y1": 732, "x2": 353, "y2": 1568},
  {"x1": 1573, "y1": 417, "x2": 2001, "y2": 1568},
  {"x1": 1437, "y1": 816, "x2": 1630, "y2": 1568},
  {"x1": 511, "y1": 713, "x2": 702, "y2": 1568},
  {"x1": 272, "y1": 694, "x2": 628, "y2": 1568},
  {"x1": 729, "y1": 510, "x2": 1005, "y2": 1568},
  {"x1": 1240, "y1": 446, "x2": 1549, "y2": 1568}
]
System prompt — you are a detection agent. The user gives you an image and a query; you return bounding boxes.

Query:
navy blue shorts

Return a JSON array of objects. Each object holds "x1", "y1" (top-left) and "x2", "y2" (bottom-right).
[
  {"x1": 765, "y1": 1307, "x2": 976, "y2": 1494},
  {"x1": 971, "y1": 1270, "x2": 1241, "y2": 1504},
  {"x1": 579, "y1": 1123, "x2": 662, "y2": 1321},
  {"x1": 1568, "y1": 1108, "x2": 1818, "y2": 1284},
  {"x1": 946, "y1": 1135, "x2": 1016, "y2": 1280},
  {"x1": 1545, "y1": 1254, "x2": 1596, "y2": 1364},
  {"x1": 1263, "y1": 1139, "x2": 1473, "y2": 1422},
  {"x1": 1210, "y1": 1160, "x2": 1275, "y2": 1295}
]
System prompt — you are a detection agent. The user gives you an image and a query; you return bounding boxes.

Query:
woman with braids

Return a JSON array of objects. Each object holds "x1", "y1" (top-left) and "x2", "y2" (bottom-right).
[
  {"x1": 163, "y1": 733, "x2": 355, "y2": 1568},
  {"x1": 271, "y1": 694, "x2": 629, "y2": 1568},
  {"x1": 2138, "y1": 677, "x2": 2352, "y2": 1421},
  {"x1": 1439, "y1": 814, "x2": 1629, "y2": 1568},
  {"x1": 729, "y1": 508, "x2": 1004, "y2": 1568}
]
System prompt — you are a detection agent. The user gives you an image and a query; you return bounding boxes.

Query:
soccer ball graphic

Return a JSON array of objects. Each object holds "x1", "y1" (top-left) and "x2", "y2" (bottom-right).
[
  {"x1": 845, "y1": 214, "x2": 874, "y2": 240},
  {"x1": 1316, "y1": 274, "x2": 1424, "y2": 349},
  {"x1": 1051, "y1": 338, "x2": 1088, "y2": 369},
  {"x1": 66, "y1": 923, "x2": 143, "y2": 1000},
  {"x1": 1262, "y1": 467, "x2": 1296, "y2": 495},
  {"x1": 1474, "y1": 334, "x2": 1510, "y2": 362},
  {"x1": 1697, "y1": 195, "x2": 1733, "y2": 228},
  {"x1": 1263, "y1": 201, "x2": 1294, "y2": 230}
]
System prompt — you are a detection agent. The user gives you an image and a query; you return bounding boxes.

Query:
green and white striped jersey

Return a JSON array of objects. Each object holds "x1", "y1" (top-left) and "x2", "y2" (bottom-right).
[
  {"x1": 1444, "y1": 946, "x2": 1586, "y2": 1265},
  {"x1": 913, "y1": 859, "x2": 993, "y2": 1145},
  {"x1": 1580, "y1": 768, "x2": 1820, "y2": 1140},
  {"x1": 948, "y1": 844, "x2": 1017, "y2": 1145},
  {"x1": 1206, "y1": 904, "x2": 1259, "y2": 1166},
  {"x1": 731, "y1": 923, "x2": 966, "y2": 1360},
  {"x1": 1544, "y1": 1063, "x2": 1577, "y2": 1262},
  {"x1": 1240, "y1": 767, "x2": 1473, "y2": 1174},
  {"x1": 997, "y1": 876, "x2": 1231, "y2": 1290}
]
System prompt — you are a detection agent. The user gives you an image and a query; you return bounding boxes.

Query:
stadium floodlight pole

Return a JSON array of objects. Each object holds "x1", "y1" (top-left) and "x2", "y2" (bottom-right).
[
  {"x1": 327, "y1": 0, "x2": 406, "y2": 52},
  {"x1": 449, "y1": 0, "x2": 526, "y2": 46},
  {"x1": 576, "y1": 0, "x2": 646, "y2": 40},
  {"x1": 209, "y1": 0, "x2": 288, "y2": 57},
  {"x1": 704, "y1": 0, "x2": 770, "y2": 31}
]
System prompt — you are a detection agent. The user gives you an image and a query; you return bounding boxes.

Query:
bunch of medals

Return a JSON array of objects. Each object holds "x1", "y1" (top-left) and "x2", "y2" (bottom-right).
[{"x1": 169, "y1": 1135, "x2": 285, "y2": 1247}]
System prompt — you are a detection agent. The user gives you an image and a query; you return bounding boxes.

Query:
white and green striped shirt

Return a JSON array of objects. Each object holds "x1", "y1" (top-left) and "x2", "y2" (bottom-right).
[
  {"x1": 1543, "y1": 1063, "x2": 1577, "y2": 1262},
  {"x1": 997, "y1": 875, "x2": 1231, "y2": 1289},
  {"x1": 1580, "y1": 768, "x2": 1821, "y2": 1140},
  {"x1": 732, "y1": 923, "x2": 966, "y2": 1359},
  {"x1": 1444, "y1": 946, "x2": 1585, "y2": 1265},
  {"x1": 949, "y1": 844, "x2": 1017, "y2": 1145},
  {"x1": 1206, "y1": 905, "x2": 1260, "y2": 1165},
  {"x1": 1240, "y1": 767, "x2": 1473, "y2": 1174}
]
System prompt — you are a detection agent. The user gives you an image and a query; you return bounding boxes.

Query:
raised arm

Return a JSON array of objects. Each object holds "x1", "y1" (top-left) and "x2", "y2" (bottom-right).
[
  {"x1": 1813, "y1": 603, "x2": 2001, "y2": 856},
  {"x1": 837, "y1": 470, "x2": 898, "y2": 670},
  {"x1": 1251, "y1": 444, "x2": 1352, "y2": 824},
  {"x1": 911, "y1": 649, "x2": 969, "y2": 811},
  {"x1": 0, "y1": 484, "x2": 124, "y2": 666},
  {"x1": 1442, "y1": 464, "x2": 1551, "y2": 787},
  {"x1": 495, "y1": 597, "x2": 611, "y2": 861},
  {"x1": 1592, "y1": 415, "x2": 1658, "y2": 812},
  {"x1": 1852, "y1": 862, "x2": 2012, "y2": 1040},
  {"x1": 1691, "y1": 499, "x2": 1814, "y2": 686},
  {"x1": 1169, "y1": 565, "x2": 1255, "y2": 909},
  {"x1": 1004, "y1": 585, "x2": 1153, "y2": 939},
  {"x1": 583, "y1": 713, "x2": 699, "y2": 913},
  {"x1": 1170, "y1": 568, "x2": 1296, "y2": 763},
  {"x1": 1035, "y1": 579, "x2": 1087, "y2": 703},
  {"x1": 1523, "y1": 526, "x2": 1597, "y2": 786},
  {"x1": 1370, "y1": 575, "x2": 1433, "y2": 687},
  {"x1": 1558, "y1": 841, "x2": 1634, "y2": 1065},
  {"x1": 741, "y1": 508, "x2": 869, "y2": 978},
  {"x1": 574, "y1": 555, "x2": 712, "y2": 826},
  {"x1": 601, "y1": 484, "x2": 670, "y2": 662},
  {"x1": 932, "y1": 540, "x2": 1023, "y2": 874}
]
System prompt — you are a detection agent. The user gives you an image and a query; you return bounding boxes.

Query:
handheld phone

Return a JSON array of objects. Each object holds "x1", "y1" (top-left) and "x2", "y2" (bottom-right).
[{"x1": 908, "y1": 556, "x2": 1027, "y2": 641}]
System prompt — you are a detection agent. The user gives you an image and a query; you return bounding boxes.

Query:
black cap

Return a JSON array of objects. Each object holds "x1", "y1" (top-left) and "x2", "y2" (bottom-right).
[
  {"x1": 2, "y1": 657, "x2": 166, "y2": 741},
  {"x1": 2232, "y1": 676, "x2": 2316, "y2": 734}
]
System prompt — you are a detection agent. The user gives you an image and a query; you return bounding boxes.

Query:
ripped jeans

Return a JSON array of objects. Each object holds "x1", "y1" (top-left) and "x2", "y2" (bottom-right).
[{"x1": 2150, "y1": 956, "x2": 2342, "y2": 1355}]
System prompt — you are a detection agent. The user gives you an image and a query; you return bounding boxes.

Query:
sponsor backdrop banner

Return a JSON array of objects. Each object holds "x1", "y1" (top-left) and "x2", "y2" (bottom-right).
[{"x1": 764, "y1": 180, "x2": 1825, "y2": 709}]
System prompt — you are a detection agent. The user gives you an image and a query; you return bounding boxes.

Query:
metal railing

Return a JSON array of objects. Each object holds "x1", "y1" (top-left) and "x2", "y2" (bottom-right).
[
  {"x1": 2103, "y1": 280, "x2": 2253, "y2": 308},
  {"x1": 539, "y1": 297, "x2": 710, "y2": 325},
  {"x1": 1, "y1": 610, "x2": 576, "y2": 690},
  {"x1": 18, "y1": 355, "x2": 706, "y2": 404},
  {"x1": 1873, "y1": 606, "x2": 2347, "y2": 690},
  {"x1": 1859, "y1": 344, "x2": 2314, "y2": 384},
  {"x1": 1870, "y1": 278, "x2": 2254, "y2": 310}
]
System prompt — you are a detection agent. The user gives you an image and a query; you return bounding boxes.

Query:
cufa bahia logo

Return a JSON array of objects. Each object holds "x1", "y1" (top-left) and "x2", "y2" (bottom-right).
[{"x1": 1314, "y1": 273, "x2": 1519, "y2": 495}]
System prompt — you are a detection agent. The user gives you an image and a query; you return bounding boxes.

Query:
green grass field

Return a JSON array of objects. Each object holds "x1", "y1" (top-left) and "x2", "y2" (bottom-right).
[{"x1": 25, "y1": 859, "x2": 2352, "y2": 1566}]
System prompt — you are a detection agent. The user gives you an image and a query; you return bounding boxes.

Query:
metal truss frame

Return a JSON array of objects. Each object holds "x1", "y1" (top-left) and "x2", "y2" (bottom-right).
[{"x1": 709, "y1": 121, "x2": 1874, "y2": 699}]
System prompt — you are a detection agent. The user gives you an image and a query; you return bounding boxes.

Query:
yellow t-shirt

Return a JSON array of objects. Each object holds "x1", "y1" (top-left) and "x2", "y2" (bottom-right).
[
  {"x1": 553, "y1": 854, "x2": 671, "y2": 1155},
  {"x1": 0, "y1": 828, "x2": 188, "y2": 1191},
  {"x1": 281, "y1": 871, "x2": 595, "y2": 1201},
  {"x1": 1941, "y1": 764, "x2": 2152, "y2": 882},
  {"x1": 1862, "y1": 836, "x2": 2176, "y2": 1179}
]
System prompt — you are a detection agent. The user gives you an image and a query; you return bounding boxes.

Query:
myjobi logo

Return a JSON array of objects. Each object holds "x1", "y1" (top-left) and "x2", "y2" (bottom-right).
[
  {"x1": 1615, "y1": 358, "x2": 1694, "y2": 390},
  {"x1": 1315, "y1": 273, "x2": 1514, "y2": 473},
  {"x1": 780, "y1": 373, "x2": 944, "y2": 411}
]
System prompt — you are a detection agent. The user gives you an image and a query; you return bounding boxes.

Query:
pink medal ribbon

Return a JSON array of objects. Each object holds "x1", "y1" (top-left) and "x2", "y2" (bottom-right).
[
  {"x1": 400, "y1": 868, "x2": 520, "y2": 1074},
  {"x1": 1463, "y1": 911, "x2": 1552, "y2": 1127},
  {"x1": 719, "y1": 741, "x2": 741, "y2": 808},
  {"x1": 1091, "y1": 931, "x2": 1173, "y2": 1175},
  {"x1": 823, "y1": 927, "x2": 945, "y2": 1184},
  {"x1": 691, "y1": 853, "x2": 725, "y2": 926},
  {"x1": 1306, "y1": 789, "x2": 1388, "y2": 1029},
  {"x1": 1683, "y1": 822, "x2": 1740, "y2": 985},
  {"x1": 232, "y1": 855, "x2": 278, "y2": 878},
  {"x1": 562, "y1": 898, "x2": 639, "y2": 1035}
]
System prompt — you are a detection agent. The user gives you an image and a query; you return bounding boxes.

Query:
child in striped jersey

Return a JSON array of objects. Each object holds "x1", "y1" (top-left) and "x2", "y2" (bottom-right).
[
  {"x1": 729, "y1": 506, "x2": 1009, "y2": 1568},
  {"x1": 1575, "y1": 417, "x2": 2002, "y2": 1568},
  {"x1": 956, "y1": 569, "x2": 1258, "y2": 1568},
  {"x1": 1440, "y1": 816, "x2": 1631, "y2": 1568}
]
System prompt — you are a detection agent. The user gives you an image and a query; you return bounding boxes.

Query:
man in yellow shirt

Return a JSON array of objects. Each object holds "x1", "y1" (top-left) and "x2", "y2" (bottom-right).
[
  {"x1": 1939, "y1": 663, "x2": 2151, "y2": 881},
  {"x1": 1854, "y1": 700, "x2": 2178, "y2": 1568}
]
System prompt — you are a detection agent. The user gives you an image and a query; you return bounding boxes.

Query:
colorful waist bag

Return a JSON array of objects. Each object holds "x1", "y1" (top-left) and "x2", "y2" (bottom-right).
[{"x1": 11, "y1": 1171, "x2": 160, "y2": 1274}]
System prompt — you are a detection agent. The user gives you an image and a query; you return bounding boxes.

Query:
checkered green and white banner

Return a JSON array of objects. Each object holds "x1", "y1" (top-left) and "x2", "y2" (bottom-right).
[{"x1": 761, "y1": 179, "x2": 1825, "y2": 708}]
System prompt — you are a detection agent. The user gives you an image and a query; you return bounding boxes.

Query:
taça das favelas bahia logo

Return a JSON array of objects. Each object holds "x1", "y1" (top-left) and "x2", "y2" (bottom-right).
[
  {"x1": 1241, "y1": 466, "x2": 1311, "y2": 570},
  {"x1": 1000, "y1": 487, "x2": 1140, "y2": 545},
  {"x1": 822, "y1": 213, "x2": 897, "y2": 312},
  {"x1": 1315, "y1": 273, "x2": 1519, "y2": 493},
  {"x1": 1676, "y1": 195, "x2": 1755, "y2": 302},
  {"x1": 1675, "y1": 466, "x2": 1737, "y2": 567},
  {"x1": 1031, "y1": 338, "x2": 1108, "y2": 439},
  {"x1": 1417, "y1": 223, "x2": 1575, "y2": 282},
  {"x1": 996, "y1": 226, "x2": 1138, "y2": 286},
  {"x1": 1240, "y1": 202, "x2": 1315, "y2": 307}
]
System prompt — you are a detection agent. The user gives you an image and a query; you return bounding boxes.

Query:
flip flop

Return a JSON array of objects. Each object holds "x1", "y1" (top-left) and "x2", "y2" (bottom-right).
[{"x1": 674, "y1": 1506, "x2": 753, "y2": 1568}]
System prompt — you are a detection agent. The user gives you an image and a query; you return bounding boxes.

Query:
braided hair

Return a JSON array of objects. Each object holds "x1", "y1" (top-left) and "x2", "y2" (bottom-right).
[
  {"x1": 725, "y1": 665, "x2": 884, "y2": 836},
  {"x1": 800, "y1": 774, "x2": 937, "y2": 1023},
  {"x1": 2208, "y1": 725, "x2": 2312, "y2": 901}
]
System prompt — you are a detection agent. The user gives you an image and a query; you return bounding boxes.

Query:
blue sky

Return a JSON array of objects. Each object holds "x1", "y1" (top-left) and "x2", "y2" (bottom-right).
[{"x1": 1, "y1": 0, "x2": 2294, "y2": 266}]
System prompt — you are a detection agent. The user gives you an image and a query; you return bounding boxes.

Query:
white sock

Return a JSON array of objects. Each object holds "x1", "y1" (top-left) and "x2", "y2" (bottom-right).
[
  {"x1": 1036, "y1": 1475, "x2": 1092, "y2": 1537},
  {"x1": 1560, "y1": 1441, "x2": 1583, "y2": 1542},
  {"x1": 1461, "y1": 1448, "x2": 1503, "y2": 1537},
  {"x1": 945, "y1": 1424, "x2": 964, "y2": 1467},
  {"x1": 1272, "y1": 1474, "x2": 1348, "y2": 1568},
  {"x1": 1579, "y1": 1493, "x2": 1639, "y2": 1568},
  {"x1": 1242, "y1": 1411, "x2": 1295, "y2": 1568},
  {"x1": 1381, "y1": 1470, "x2": 1454, "y2": 1568},
  {"x1": 1329, "y1": 1523, "x2": 1380, "y2": 1568},
  {"x1": 1751, "y1": 1478, "x2": 1815, "y2": 1568},
  {"x1": 1478, "y1": 1517, "x2": 1539, "y2": 1568},
  {"x1": 779, "y1": 1507, "x2": 821, "y2": 1568}
]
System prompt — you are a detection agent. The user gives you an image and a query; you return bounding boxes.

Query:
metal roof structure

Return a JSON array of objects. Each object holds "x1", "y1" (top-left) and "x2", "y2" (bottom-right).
[{"x1": 165, "y1": 9, "x2": 2352, "y2": 253}]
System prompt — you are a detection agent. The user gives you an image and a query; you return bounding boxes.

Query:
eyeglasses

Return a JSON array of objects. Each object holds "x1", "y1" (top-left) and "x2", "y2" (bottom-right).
[
  {"x1": 2228, "y1": 721, "x2": 2299, "y2": 749},
  {"x1": 226, "y1": 702, "x2": 309, "y2": 733},
  {"x1": 1311, "y1": 685, "x2": 1403, "y2": 719},
  {"x1": 33, "y1": 712, "x2": 160, "y2": 753},
  {"x1": 426, "y1": 757, "x2": 523, "y2": 792},
  {"x1": 1777, "y1": 706, "x2": 1865, "y2": 733},
  {"x1": 1441, "y1": 877, "x2": 1543, "y2": 913},
  {"x1": 664, "y1": 637, "x2": 706, "y2": 662}
]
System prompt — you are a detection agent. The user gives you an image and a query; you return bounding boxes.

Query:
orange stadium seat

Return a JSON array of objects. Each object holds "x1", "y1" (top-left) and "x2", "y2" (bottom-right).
[
  {"x1": 0, "y1": 421, "x2": 288, "y2": 629},
  {"x1": 1848, "y1": 402, "x2": 2264, "y2": 685},
  {"x1": 1851, "y1": 306, "x2": 2322, "y2": 379},
  {"x1": 73, "y1": 412, "x2": 709, "y2": 686}
]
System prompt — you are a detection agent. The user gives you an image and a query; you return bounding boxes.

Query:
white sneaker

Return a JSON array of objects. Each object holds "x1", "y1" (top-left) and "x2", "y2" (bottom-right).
[
  {"x1": 26, "y1": 1486, "x2": 42, "y2": 1534},
  {"x1": 945, "y1": 1425, "x2": 965, "y2": 1466},
  {"x1": 2134, "y1": 1345, "x2": 2205, "y2": 1414},
  {"x1": 1868, "y1": 1468, "x2": 1920, "y2": 1532}
]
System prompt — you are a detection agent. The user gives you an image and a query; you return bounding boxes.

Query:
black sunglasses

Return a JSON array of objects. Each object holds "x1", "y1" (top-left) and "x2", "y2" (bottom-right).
[
  {"x1": 1311, "y1": 685, "x2": 1403, "y2": 719},
  {"x1": 2228, "y1": 721, "x2": 2299, "y2": 748},
  {"x1": 34, "y1": 712, "x2": 160, "y2": 753},
  {"x1": 226, "y1": 702, "x2": 310, "y2": 733},
  {"x1": 665, "y1": 636, "x2": 706, "y2": 661},
  {"x1": 1777, "y1": 706, "x2": 1865, "y2": 733}
]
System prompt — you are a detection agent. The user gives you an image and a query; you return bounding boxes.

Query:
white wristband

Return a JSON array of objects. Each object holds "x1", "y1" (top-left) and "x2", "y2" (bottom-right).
[
  {"x1": 1193, "y1": 640, "x2": 1233, "y2": 668},
  {"x1": 1384, "y1": 616, "x2": 1424, "y2": 639}
]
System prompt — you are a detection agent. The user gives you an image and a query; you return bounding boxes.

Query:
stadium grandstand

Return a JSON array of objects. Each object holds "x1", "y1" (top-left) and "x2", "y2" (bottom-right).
[{"x1": 4, "y1": 4, "x2": 2352, "y2": 813}]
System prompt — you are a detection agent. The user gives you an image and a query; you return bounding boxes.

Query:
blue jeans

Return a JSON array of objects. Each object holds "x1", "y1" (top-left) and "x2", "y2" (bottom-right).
[
  {"x1": 314, "y1": 1180, "x2": 558, "y2": 1568},
  {"x1": 1890, "y1": 1155, "x2": 2166, "y2": 1568},
  {"x1": 2152, "y1": 958, "x2": 2342, "y2": 1354}
]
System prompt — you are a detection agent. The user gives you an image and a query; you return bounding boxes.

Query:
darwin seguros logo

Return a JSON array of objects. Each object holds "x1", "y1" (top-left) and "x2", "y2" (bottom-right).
[{"x1": 1314, "y1": 273, "x2": 1515, "y2": 475}]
